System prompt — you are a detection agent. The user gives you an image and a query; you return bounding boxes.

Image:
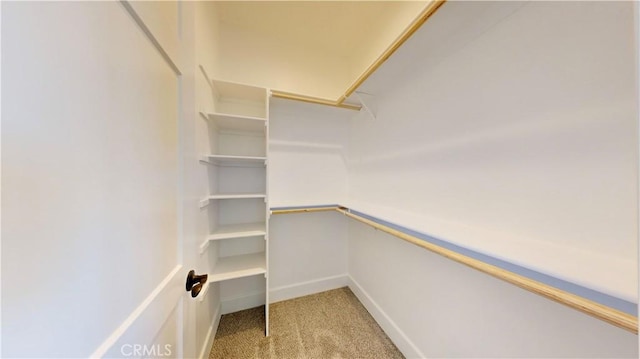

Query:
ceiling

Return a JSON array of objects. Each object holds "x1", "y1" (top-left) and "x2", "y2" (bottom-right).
[
  {"x1": 214, "y1": 1, "x2": 421, "y2": 58},
  {"x1": 211, "y1": 1, "x2": 437, "y2": 106}
]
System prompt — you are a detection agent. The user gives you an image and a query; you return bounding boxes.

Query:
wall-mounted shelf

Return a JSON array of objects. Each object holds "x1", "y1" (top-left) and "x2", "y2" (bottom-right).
[
  {"x1": 200, "y1": 155, "x2": 266, "y2": 167},
  {"x1": 200, "y1": 222, "x2": 268, "y2": 254},
  {"x1": 209, "y1": 193, "x2": 266, "y2": 200},
  {"x1": 198, "y1": 74, "x2": 270, "y2": 335},
  {"x1": 208, "y1": 222, "x2": 267, "y2": 241},
  {"x1": 200, "y1": 193, "x2": 266, "y2": 208},
  {"x1": 200, "y1": 111, "x2": 267, "y2": 133},
  {"x1": 209, "y1": 252, "x2": 266, "y2": 282}
]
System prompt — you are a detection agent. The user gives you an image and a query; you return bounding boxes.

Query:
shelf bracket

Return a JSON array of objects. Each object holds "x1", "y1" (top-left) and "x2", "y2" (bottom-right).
[
  {"x1": 354, "y1": 91, "x2": 377, "y2": 120},
  {"x1": 199, "y1": 238, "x2": 210, "y2": 254},
  {"x1": 198, "y1": 111, "x2": 210, "y2": 121},
  {"x1": 199, "y1": 198, "x2": 210, "y2": 208},
  {"x1": 199, "y1": 156, "x2": 213, "y2": 165}
]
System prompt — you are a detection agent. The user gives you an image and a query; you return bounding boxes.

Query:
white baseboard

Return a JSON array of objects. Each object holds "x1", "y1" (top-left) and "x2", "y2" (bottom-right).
[
  {"x1": 221, "y1": 292, "x2": 266, "y2": 315},
  {"x1": 348, "y1": 276, "x2": 425, "y2": 359},
  {"x1": 197, "y1": 302, "x2": 221, "y2": 359},
  {"x1": 269, "y1": 274, "x2": 349, "y2": 303}
]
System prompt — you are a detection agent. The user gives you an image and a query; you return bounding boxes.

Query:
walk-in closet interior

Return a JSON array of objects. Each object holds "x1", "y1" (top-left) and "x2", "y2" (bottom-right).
[
  {"x1": 193, "y1": 1, "x2": 639, "y2": 357},
  {"x1": 2, "y1": 1, "x2": 638, "y2": 358}
]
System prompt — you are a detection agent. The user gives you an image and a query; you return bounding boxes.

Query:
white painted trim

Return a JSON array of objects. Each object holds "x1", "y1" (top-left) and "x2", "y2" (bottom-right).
[
  {"x1": 347, "y1": 275, "x2": 425, "y2": 359},
  {"x1": 199, "y1": 238, "x2": 210, "y2": 254},
  {"x1": 0, "y1": 0, "x2": 3, "y2": 347},
  {"x1": 90, "y1": 265, "x2": 183, "y2": 358},
  {"x1": 221, "y1": 291, "x2": 266, "y2": 315},
  {"x1": 636, "y1": 0, "x2": 640, "y2": 354},
  {"x1": 197, "y1": 302, "x2": 221, "y2": 359},
  {"x1": 269, "y1": 274, "x2": 349, "y2": 303},
  {"x1": 197, "y1": 282, "x2": 211, "y2": 302},
  {"x1": 0, "y1": 3, "x2": 3, "y2": 354},
  {"x1": 198, "y1": 65, "x2": 214, "y2": 91},
  {"x1": 199, "y1": 198, "x2": 210, "y2": 208}
]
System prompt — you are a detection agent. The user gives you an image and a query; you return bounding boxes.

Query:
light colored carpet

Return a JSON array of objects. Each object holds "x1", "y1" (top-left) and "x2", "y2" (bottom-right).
[{"x1": 209, "y1": 287, "x2": 404, "y2": 359}]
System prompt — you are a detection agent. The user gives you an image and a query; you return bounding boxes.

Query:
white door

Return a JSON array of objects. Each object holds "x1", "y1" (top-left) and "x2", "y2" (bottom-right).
[{"x1": 2, "y1": 1, "x2": 199, "y2": 357}]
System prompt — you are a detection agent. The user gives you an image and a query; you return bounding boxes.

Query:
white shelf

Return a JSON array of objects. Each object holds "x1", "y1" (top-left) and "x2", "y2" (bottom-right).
[
  {"x1": 197, "y1": 76, "x2": 269, "y2": 331},
  {"x1": 200, "y1": 154, "x2": 266, "y2": 167},
  {"x1": 199, "y1": 222, "x2": 267, "y2": 253},
  {"x1": 208, "y1": 193, "x2": 266, "y2": 200},
  {"x1": 199, "y1": 193, "x2": 266, "y2": 208},
  {"x1": 209, "y1": 252, "x2": 266, "y2": 282},
  {"x1": 208, "y1": 222, "x2": 267, "y2": 241},
  {"x1": 201, "y1": 111, "x2": 266, "y2": 133}
]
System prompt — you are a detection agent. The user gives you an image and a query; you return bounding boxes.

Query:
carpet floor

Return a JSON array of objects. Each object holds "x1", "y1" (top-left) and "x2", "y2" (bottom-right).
[{"x1": 209, "y1": 287, "x2": 404, "y2": 359}]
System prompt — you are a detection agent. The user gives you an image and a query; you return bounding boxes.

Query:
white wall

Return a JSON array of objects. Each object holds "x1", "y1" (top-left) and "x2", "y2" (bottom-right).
[
  {"x1": 348, "y1": 221, "x2": 638, "y2": 358},
  {"x1": 345, "y1": 1, "x2": 639, "y2": 357},
  {"x1": 349, "y1": 0, "x2": 638, "y2": 302},
  {"x1": 195, "y1": 0, "x2": 220, "y2": 98},
  {"x1": 269, "y1": 98, "x2": 351, "y2": 208},
  {"x1": 267, "y1": 98, "x2": 352, "y2": 301},
  {"x1": 269, "y1": 211, "x2": 348, "y2": 302}
]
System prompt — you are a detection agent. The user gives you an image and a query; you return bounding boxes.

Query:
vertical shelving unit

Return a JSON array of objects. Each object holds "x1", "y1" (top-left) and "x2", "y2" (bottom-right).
[{"x1": 199, "y1": 77, "x2": 270, "y2": 335}]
